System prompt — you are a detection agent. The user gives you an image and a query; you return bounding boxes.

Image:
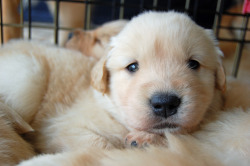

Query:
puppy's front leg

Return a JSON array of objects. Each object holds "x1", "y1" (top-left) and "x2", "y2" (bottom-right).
[{"x1": 125, "y1": 131, "x2": 167, "y2": 148}]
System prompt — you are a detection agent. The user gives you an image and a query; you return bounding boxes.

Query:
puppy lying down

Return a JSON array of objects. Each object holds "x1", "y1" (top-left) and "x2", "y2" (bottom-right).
[{"x1": 0, "y1": 11, "x2": 233, "y2": 164}]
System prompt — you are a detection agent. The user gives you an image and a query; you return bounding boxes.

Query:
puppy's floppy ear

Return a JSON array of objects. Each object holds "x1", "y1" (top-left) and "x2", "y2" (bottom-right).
[
  {"x1": 216, "y1": 60, "x2": 226, "y2": 92},
  {"x1": 91, "y1": 55, "x2": 109, "y2": 94},
  {"x1": 205, "y1": 30, "x2": 226, "y2": 92}
]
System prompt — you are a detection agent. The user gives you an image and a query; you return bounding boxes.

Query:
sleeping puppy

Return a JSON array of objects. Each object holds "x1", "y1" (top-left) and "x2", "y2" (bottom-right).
[
  {"x1": 65, "y1": 20, "x2": 128, "y2": 59},
  {"x1": 0, "y1": 11, "x2": 225, "y2": 165}
]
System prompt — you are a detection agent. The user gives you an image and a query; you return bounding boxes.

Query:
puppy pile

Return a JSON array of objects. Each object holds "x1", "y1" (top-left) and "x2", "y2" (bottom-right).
[{"x1": 0, "y1": 11, "x2": 249, "y2": 166}]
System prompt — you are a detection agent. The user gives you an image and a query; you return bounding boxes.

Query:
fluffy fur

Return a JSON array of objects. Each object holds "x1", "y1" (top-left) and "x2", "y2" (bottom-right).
[
  {"x1": 0, "y1": 11, "x2": 230, "y2": 165},
  {"x1": 97, "y1": 11, "x2": 226, "y2": 136},
  {"x1": 18, "y1": 107, "x2": 250, "y2": 166},
  {"x1": 18, "y1": 77, "x2": 250, "y2": 166}
]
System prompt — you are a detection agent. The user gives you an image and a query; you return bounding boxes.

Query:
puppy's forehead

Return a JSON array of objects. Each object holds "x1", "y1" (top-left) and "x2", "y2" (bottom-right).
[{"x1": 109, "y1": 11, "x2": 219, "y2": 68}]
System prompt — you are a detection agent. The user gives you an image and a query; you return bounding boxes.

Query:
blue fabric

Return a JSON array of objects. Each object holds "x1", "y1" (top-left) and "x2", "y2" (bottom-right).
[{"x1": 23, "y1": 1, "x2": 53, "y2": 23}]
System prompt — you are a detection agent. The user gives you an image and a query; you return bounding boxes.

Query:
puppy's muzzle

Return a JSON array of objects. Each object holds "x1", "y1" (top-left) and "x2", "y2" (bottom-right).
[{"x1": 150, "y1": 93, "x2": 181, "y2": 118}]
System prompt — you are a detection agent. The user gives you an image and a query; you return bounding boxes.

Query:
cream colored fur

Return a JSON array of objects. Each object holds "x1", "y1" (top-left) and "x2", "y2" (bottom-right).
[
  {"x1": 0, "y1": 40, "x2": 128, "y2": 155},
  {"x1": 18, "y1": 77, "x2": 250, "y2": 166},
  {"x1": 2, "y1": 11, "x2": 247, "y2": 165},
  {"x1": 18, "y1": 107, "x2": 250, "y2": 166}
]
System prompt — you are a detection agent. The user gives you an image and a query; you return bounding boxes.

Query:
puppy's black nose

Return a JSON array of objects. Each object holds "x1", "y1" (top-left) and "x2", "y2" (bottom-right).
[{"x1": 150, "y1": 93, "x2": 181, "y2": 118}]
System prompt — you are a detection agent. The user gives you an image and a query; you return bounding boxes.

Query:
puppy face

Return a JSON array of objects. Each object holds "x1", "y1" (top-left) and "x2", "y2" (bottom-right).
[
  {"x1": 92, "y1": 12, "x2": 225, "y2": 134},
  {"x1": 65, "y1": 20, "x2": 128, "y2": 59}
]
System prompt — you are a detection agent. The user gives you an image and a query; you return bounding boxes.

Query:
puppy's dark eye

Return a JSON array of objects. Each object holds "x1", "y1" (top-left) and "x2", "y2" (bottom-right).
[
  {"x1": 187, "y1": 60, "x2": 200, "y2": 70},
  {"x1": 126, "y1": 62, "x2": 139, "y2": 73}
]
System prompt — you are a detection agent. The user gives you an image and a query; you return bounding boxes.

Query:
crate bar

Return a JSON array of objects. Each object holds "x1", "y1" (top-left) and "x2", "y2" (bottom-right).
[
  {"x1": 139, "y1": 0, "x2": 144, "y2": 12},
  {"x1": 7, "y1": 22, "x2": 88, "y2": 31},
  {"x1": 167, "y1": 0, "x2": 172, "y2": 10},
  {"x1": 213, "y1": 0, "x2": 221, "y2": 34},
  {"x1": 1, "y1": 23, "x2": 24, "y2": 28},
  {"x1": 0, "y1": 0, "x2": 3, "y2": 44},
  {"x1": 50, "y1": 0, "x2": 143, "y2": 10},
  {"x1": 111, "y1": 0, "x2": 116, "y2": 20},
  {"x1": 152, "y1": 0, "x2": 158, "y2": 10},
  {"x1": 0, "y1": 22, "x2": 96, "y2": 32},
  {"x1": 219, "y1": 25, "x2": 250, "y2": 31},
  {"x1": 1, "y1": 22, "x2": 80, "y2": 32},
  {"x1": 213, "y1": 0, "x2": 224, "y2": 36},
  {"x1": 232, "y1": 15, "x2": 249, "y2": 77},
  {"x1": 28, "y1": 0, "x2": 32, "y2": 39},
  {"x1": 86, "y1": 0, "x2": 92, "y2": 30},
  {"x1": 84, "y1": 0, "x2": 91, "y2": 30},
  {"x1": 27, "y1": 24, "x2": 69, "y2": 31},
  {"x1": 53, "y1": 0, "x2": 60, "y2": 44},
  {"x1": 217, "y1": 37, "x2": 250, "y2": 43},
  {"x1": 223, "y1": 11, "x2": 248, "y2": 17},
  {"x1": 20, "y1": 0, "x2": 24, "y2": 38},
  {"x1": 192, "y1": 0, "x2": 199, "y2": 21},
  {"x1": 185, "y1": 0, "x2": 191, "y2": 13},
  {"x1": 119, "y1": 0, "x2": 125, "y2": 19}
]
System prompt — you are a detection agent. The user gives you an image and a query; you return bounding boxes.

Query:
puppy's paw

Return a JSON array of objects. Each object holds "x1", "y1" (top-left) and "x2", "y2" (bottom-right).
[{"x1": 125, "y1": 131, "x2": 167, "y2": 148}]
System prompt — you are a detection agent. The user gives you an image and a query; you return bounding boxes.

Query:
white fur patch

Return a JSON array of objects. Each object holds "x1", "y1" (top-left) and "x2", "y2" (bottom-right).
[{"x1": 0, "y1": 53, "x2": 46, "y2": 122}]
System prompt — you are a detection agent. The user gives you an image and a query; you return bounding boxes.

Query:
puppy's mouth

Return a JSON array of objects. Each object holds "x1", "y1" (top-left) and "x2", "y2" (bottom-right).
[{"x1": 153, "y1": 122, "x2": 178, "y2": 129}]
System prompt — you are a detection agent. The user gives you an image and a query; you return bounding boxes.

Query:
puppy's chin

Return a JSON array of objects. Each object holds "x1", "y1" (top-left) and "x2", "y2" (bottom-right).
[
  {"x1": 141, "y1": 124, "x2": 198, "y2": 135},
  {"x1": 150, "y1": 123, "x2": 199, "y2": 134},
  {"x1": 144, "y1": 122, "x2": 181, "y2": 134},
  {"x1": 151, "y1": 125, "x2": 181, "y2": 134},
  {"x1": 125, "y1": 118, "x2": 180, "y2": 134},
  {"x1": 126, "y1": 114, "x2": 201, "y2": 134}
]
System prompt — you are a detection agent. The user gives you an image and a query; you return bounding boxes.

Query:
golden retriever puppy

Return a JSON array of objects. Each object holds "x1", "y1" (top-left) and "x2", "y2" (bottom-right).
[
  {"x1": 65, "y1": 20, "x2": 128, "y2": 59},
  {"x1": 0, "y1": 102, "x2": 35, "y2": 165},
  {"x1": 0, "y1": 11, "x2": 225, "y2": 165},
  {"x1": 93, "y1": 11, "x2": 225, "y2": 146}
]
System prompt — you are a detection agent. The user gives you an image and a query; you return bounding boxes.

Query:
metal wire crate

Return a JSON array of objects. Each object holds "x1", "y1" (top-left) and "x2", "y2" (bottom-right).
[{"x1": 0, "y1": 0, "x2": 249, "y2": 77}]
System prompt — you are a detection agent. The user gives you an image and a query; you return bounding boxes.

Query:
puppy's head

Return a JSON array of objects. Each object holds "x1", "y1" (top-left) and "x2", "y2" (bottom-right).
[
  {"x1": 92, "y1": 11, "x2": 225, "y2": 134},
  {"x1": 65, "y1": 20, "x2": 128, "y2": 59}
]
